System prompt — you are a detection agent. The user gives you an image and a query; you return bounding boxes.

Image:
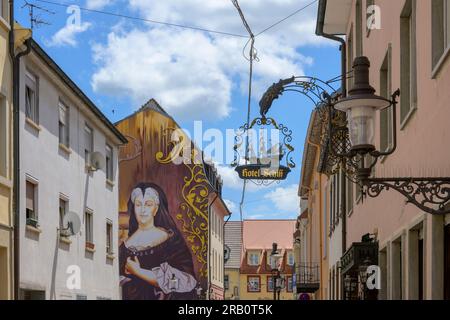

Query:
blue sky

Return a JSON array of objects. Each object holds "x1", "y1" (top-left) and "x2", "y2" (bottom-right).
[{"x1": 16, "y1": 0, "x2": 340, "y2": 221}]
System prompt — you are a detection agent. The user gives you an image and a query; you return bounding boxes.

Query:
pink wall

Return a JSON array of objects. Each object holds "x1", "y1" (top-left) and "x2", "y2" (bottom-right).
[{"x1": 345, "y1": 0, "x2": 450, "y2": 245}]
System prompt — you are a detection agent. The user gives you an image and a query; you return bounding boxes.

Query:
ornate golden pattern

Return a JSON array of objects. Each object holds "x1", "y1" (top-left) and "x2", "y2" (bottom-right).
[{"x1": 156, "y1": 128, "x2": 209, "y2": 279}]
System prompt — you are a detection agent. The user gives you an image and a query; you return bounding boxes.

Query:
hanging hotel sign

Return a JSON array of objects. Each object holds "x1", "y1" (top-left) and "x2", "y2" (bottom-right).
[
  {"x1": 235, "y1": 164, "x2": 291, "y2": 181},
  {"x1": 231, "y1": 117, "x2": 295, "y2": 185}
]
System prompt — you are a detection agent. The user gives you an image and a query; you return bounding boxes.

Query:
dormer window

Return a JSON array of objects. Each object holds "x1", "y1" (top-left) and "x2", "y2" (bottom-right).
[{"x1": 248, "y1": 251, "x2": 260, "y2": 266}]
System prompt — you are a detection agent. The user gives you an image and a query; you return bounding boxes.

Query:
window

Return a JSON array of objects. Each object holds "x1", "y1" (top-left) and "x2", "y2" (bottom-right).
[
  {"x1": 25, "y1": 71, "x2": 38, "y2": 124},
  {"x1": 432, "y1": 0, "x2": 450, "y2": 72},
  {"x1": 84, "y1": 125, "x2": 93, "y2": 165},
  {"x1": 0, "y1": 96, "x2": 7, "y2": 177},
  {"x1": 267, "y1": 276, "x2": 274, "y2": 292},
  {"x1": 59, "y1": 198, "x2": 67, "y2": 232},
  {"x1": 247, "y1": 276, "x2": 260, "y2": 292},
  {"x1": 105, "y1": 144, "x2": 113, "y2": 181},
  {"x1": 287, "y1": 251, "x2": 295, "y2": 266},
  {"x1": 355, "y1": 0, "x2": 363, "y2": 57},
  {"x1": 366, "y1": 0, "x2": 375, "y2": 33},
  {"x1": 106, "y1": 220, "x2": 113, "y2": 254},
  {"x1": 76, "y1": 294, "x2": 87, "y2": 300},
  {"x1": 85, "y1": 210, "x2": 93, "y2": 244},
  {"x1": 400, "y1": 0, "x2": 417, "y2": 126},
  {"x1": 233, "y1": 286, "x2": 239, "y2": 297},
  {"x1": 248, "y1": 252, "x2": 260, "y2": 266},
  {"x1": 26, "y1": 181, "x2": 37, "y2": 224},
  {"x1": 224, "y1": 275, "x2": 229, "y2": 290},
  {"x1": 286, "y1": 276, "x2": 293, "y2": 292},
  {"x1": 380, "y1": 44, "x2": 393, "y2": 152},
  {"x1": 58, "y1": 101, "x2": 69, "y2": 147},
  {"x1": 0, "y1": 0, "x2": 8, "y2": 21}
]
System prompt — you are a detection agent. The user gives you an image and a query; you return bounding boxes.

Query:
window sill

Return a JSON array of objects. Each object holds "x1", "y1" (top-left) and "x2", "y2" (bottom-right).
[
  {"x1": 432, "y1": 46, "x2": 450, "y2": 79},
  {"x1": 25, "y1": 117, "x2": 41, "y2": 132},
  {"x1": 26, "y1": 224, "x2": 42, "y2": 234},
  {"x1": 106, "y1": 179, "x2": 115, "y2": 188},
  {"x1": 400, "y1": 106, "x2": 417, "y2": 131},
  {"x1": 0, "y1": 176, "x2": 13, "y2": 189},
  {"x1": 59, "y1": 236, "x2": 72, "y2": 245},
  {"x1": 59, "y1": 143, "x2": 72, "y2": 155},
  {"x1": 0, "y1": 16, "x2": 10, "y2": 32},
  {"x1": 107, "y1": 253, "x2": 115, "y2": 260},
  {"x1": 86, "y1": 243, "x2": 96, "y2": 253}
]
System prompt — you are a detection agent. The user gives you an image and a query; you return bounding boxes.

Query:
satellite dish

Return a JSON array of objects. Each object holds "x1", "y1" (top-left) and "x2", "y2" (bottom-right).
[
  {"x1": 90, "y1": 152, "x2": 105, "y2": 171},
  {"x1": 61, "y1": 211, "x2": 81, "y2": 237}
]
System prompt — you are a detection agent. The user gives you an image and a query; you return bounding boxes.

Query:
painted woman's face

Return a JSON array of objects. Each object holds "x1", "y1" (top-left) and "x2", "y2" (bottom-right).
[{"x1": 134, "y1": 189, "x2": 159, "y2": 227}]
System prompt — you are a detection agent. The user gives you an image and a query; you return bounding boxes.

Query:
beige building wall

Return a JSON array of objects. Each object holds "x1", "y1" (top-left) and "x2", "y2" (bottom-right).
[
  {"x1": 0, "y1": 3, "x2": 13, "y2": 300},
  {"x1": 224, "y1": 268, "x2": 239, "y2": 299}
]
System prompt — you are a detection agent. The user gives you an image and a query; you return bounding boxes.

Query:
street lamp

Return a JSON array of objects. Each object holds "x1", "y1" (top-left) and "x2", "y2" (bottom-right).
[
  {"x1": 344, "y1": 275, "x2": 357, "y2": 300},
  {"x1": 259, "y1": 56, "x2": 450, "y2": 215},
  {"x1": 334, "y1": 57, "x2": 391, "y2": 154},
  {"x1": 271, "y1": 243, "x2": 283, "y2": 300},
  {"x1": 358, "y1": 257, "x2": 371, "y2": 300}
]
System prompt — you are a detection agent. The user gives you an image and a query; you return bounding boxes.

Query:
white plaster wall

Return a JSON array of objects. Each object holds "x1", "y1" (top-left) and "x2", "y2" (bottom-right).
[{"x1": 19, "y1": 53, "x2": 120, "y2": 300}]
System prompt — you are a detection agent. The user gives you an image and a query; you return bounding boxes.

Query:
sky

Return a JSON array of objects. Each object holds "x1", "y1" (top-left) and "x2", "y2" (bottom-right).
[{"x1": 15, "y1": 0, "x2": 341, "y2": 221}]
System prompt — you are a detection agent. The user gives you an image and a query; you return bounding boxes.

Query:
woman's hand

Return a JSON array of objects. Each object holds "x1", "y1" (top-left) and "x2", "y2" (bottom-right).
[
  {"x1": 125, "y1": 256, "x2": 142, "y2": 277},
  {"x1": 125, "y1": 256, "x2": 159, "y2": 287}
]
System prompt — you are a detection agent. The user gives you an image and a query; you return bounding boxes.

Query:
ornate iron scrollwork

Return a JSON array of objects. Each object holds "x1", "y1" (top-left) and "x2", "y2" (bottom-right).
[{"x1": 364, "y1": 178, "x2": 450, "y2": 215}]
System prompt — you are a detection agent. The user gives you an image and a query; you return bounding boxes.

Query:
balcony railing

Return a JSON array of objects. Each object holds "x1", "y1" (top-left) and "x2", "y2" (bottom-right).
[{"x1": 295, "y1": 263, "x2": 320, "y2": 294}]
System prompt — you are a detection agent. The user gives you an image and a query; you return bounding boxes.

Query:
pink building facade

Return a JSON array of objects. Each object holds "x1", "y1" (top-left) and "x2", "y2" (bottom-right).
[{"x1": 317, "y1": 0, "x2": 450, "y2": 300}]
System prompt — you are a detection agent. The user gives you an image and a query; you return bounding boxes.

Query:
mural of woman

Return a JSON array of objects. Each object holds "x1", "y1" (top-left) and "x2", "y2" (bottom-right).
[{"x1": 119, "y1": 183, "x2": 198, "y2": 300}]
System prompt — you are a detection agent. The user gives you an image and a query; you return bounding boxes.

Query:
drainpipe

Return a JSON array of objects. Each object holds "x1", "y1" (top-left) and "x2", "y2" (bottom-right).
[
  {"x1": 316, "y1": 0, "x2": 348, "y2": 300},
  {"x1": 10, "y1": 0, "x2": 32, "y2": 299}
]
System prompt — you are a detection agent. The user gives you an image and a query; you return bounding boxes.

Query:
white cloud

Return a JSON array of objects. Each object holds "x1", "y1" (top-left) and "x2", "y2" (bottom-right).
[
  {"x1": 214, "y1": 163, "x2": 275, "y2": 193},
  {"x1": 86, "y1": 0, "x2": 113, "y2": 10},
  {"x1": 224, "y1": 199, "x2": 237, "y2": 213},
  {"x1": 91, "y1": 0, "x2": 331, "y2": 121},
  {"x1": 264, "y1": 184, "x2": 300, "y2": 213},
  {"x1": 47, "y1": 22, "x2": 91, "y2": 47}
]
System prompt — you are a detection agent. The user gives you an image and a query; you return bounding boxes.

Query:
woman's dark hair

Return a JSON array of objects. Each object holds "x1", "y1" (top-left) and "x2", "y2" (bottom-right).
[{"x1": 128, "y1": 182, "x2": 179, "y2": 237}]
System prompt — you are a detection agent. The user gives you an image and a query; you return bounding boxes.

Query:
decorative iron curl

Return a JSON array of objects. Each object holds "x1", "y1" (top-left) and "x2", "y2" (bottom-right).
[{"x1": 364, "y1": 178, "x2": 450, "y2": 215}]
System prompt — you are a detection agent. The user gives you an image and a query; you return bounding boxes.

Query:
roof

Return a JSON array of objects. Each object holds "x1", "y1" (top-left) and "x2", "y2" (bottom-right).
[
  {"x1": 316, "y1": 0, "x2": 352, "y2": 36},
  {"x1": 242, "y1": 220, "x2": 296, "y2": 250},
  {"x1": 224, "y1": 221, "x2": 242, "y2": 269},
  {"x1": 299, "y1": 110, "x2": 322, "y2": 198},
  {"x1": 30, "y1": 39, "x2": 127, "y2": 144},
  {"x1": 115, "y1": 98, "x2": 176, "y2": 125}
]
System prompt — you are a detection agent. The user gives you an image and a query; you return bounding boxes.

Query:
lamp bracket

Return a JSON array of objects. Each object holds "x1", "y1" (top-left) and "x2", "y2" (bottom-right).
[{"x1": 363, "y1": 177, "x2": 450, "y2": 215}]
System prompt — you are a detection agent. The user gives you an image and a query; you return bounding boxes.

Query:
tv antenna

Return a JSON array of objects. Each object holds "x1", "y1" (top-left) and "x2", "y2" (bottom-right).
[{"x1": 22, "y1": 1, "x2": 55, "y2": 30}]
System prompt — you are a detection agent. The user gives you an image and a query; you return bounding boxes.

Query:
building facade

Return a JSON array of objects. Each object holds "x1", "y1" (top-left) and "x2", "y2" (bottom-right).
[
  {"x1": 239, "y1": 220, "x2": 296, "y2": 300},
  {"x1": 0, "y1": 0, "x2": 13, "y2": 300},
  {"x1": 18, "y1": 39, "x2": 126, "y2": 300},
  {"x1": 299, "y1": 0, "x2": 450, "y2": 300},
  {"x1": 116, "y1": 99, "x2": 229, "y2": 300},
  {"x1": 224, "y1": 221, "x2": 242, "y2": 300}
]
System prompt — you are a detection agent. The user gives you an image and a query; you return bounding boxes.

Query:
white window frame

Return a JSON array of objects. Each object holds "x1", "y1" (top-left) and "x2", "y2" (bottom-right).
[
  {"x1": 248, "y1": 252, "x2": 260, "y2": 266},
  {"x1": 106, "y1": 219, "x2": 113, "y2": 254},
  {"x1": 84, "y1": 125, "x2": 93, "y2": 166},
  {"x1": 59, "y1": 197, "x2": 68, "y2": 231},
  {"x1": 58, "y1": 101, "x2": 69, "y2": 147},
  {"x1": 85, "y1": 209, "x2": 93, "y2": 244},
  {"x1": 25, "y1": 178, "x2": 38, "y2": 223},
  {"x1": 25, "y1": 70, "x2": 39, "y2": 124},
  {"x1": 105, "y1": 144, "x2": 113, "y2": 181}
]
